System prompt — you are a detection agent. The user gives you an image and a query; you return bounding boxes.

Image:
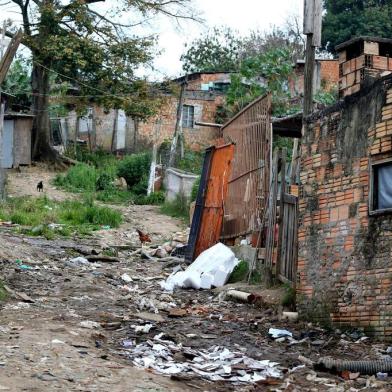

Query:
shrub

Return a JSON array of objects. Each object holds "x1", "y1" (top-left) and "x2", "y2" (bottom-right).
[
  {"x1": 54, "y1": 163, "x2": 97, "y2": 192},
  {"x1": 160, "y1": 192, "x2": 189, "y2": 220},
  {"x1": 117, "y1": 153, "x2": 151, "y2": 193},
  {"x1": 134, "y1": 191, "x2": 165, "y2": 205},
  {"x1": 191, "y1": 176, "x2": 200, "y2": 202},
  {"x1": 177, "y1": 150, "x2": 204, "y2": 174},
  {"x1": 228, "y1": 260, "x2": 249, "y2": 283},
  {"x1": 96, "y1": 172, "x2": 114, "y2": 191}
]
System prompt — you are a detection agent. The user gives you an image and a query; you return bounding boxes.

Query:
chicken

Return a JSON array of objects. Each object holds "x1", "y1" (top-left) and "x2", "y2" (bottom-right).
[{"x1": 136, "y1": 229, "x2": 151, "y2": 246}]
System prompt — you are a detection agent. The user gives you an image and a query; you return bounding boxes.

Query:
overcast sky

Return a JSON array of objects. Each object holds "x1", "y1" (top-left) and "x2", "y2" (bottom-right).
[{"x1": 1, "y1": 0, "x2": 303, "y2": 79}]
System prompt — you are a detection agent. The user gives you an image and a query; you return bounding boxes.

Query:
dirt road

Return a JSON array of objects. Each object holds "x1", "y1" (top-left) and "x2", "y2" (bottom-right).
[{"x1": 1, "y1": 167, "x2": 391, "y2": 391}]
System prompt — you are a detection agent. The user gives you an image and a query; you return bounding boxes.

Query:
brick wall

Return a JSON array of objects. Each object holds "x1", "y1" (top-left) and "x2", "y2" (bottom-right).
[
  {"x1": 298, "y1": 77, "x2": 392, "y2": 338},
  {"x1": 137, "y1": 92, "x2": 224, "y2": 151}
]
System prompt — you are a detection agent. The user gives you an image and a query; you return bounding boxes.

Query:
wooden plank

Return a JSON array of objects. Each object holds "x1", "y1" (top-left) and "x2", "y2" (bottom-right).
[
  {"x1": 0, "y1": 30, "x2": 23, "y2": 85},
  {"x1": 283, "y1": 193, "x2": 297, "y2": 204}
]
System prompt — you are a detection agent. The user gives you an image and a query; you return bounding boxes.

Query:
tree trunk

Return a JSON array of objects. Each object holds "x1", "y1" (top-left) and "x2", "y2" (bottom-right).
[{"x1": 31, "y1": 61, "x2": 57, "y2": 161}]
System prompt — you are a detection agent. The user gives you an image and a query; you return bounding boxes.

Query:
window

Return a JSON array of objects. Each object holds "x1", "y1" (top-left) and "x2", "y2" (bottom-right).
[
  {"x1": 182, "y1": 105, "x2": 194, "y2": 128},
  {"x1": 370, "y1": 161, "x2": 392, "y2": 214}
]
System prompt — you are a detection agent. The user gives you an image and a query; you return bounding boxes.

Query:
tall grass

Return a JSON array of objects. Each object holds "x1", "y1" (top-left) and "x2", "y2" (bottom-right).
[
  {"x1": 0, "y1": 196, "x2": 122, "y2": 237},
  {"x1": 160, "y1": 193, "x2": 189, "y2": 220}
]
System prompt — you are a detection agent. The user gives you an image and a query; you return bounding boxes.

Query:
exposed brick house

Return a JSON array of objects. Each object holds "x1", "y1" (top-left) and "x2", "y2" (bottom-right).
[
  {"x1": 297, "y1": 37, "x2": 392, "y2": 338},
  {"x1": 289, "y1": 59, "x2": 339, "y2": 98},
  {"x1": 59, "y1": 72, "x2": 231, "y2": 153}
]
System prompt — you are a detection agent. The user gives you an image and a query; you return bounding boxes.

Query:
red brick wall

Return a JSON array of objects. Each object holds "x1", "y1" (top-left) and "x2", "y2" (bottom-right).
[
  {"x1": 320, "y1": 60, "x2": 339, "y2": 89},
  {"x1": 298, "y1": 78, "x2": 392, "y2": 338},
  {"x1": 137, "y1": 93, "x2": 224, "y2": 151}
]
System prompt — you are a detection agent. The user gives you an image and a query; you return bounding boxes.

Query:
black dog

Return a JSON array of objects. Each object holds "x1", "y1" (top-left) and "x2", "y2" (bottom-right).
[{"x1": 37, "y1": 181, "x2": 44, "y2": 192}]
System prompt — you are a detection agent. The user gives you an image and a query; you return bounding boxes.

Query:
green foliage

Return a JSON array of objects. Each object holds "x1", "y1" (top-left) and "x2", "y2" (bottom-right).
[
  {"x1": 176, "y1": 150, "x2": 204, "y2": 174},
  {"x1": 134, "y1": 191, "x2": 165, "y2": 205},
  {"x1": 160, "y1": 193, "x2": 189, "y2": 220},
  {"x1": 181, "y1": 27, "x2": 242, "y2": 73},
  {"x1": 191, "y1": 176, "x2": 201, "y2": 202},
  {"x1": 228, "y1": 260, "x2": 249, "y2": 283},
  {"x1": 0, "y1": 196, "x2": 122, "y2": 238},
  {"x1": 226, "y1": 48, "x2": 294, "y2": 116},
  {"x1": 0, "y1": 281, "x2": 8, "y2": 302},
  {"x1": 117, "y1": 153, "x2": 151, "y2": 194},
  {"x1": 96, "y1": 172, "x2": 115, "y2": 191},
  {"x1": 54, "y1": 164, "x2": 98, "y2": 192},
  {"x1": 2, "y1": 57, "x2": 32, "y2": 111},
  {"x1": 323, "y1": 0, "x2": 392, "y2": 53},
  {"x1": 281, "y1": 283, "x2": 296, "y2": 308},
  {"x1": 314, "y1": 88, "x2": 339, "y2": 107}
]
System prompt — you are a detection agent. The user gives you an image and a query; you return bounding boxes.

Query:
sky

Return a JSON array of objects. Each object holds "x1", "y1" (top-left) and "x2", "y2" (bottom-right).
[{"x1": 1, "y1": 0, "x2": 303, "y2": 79}]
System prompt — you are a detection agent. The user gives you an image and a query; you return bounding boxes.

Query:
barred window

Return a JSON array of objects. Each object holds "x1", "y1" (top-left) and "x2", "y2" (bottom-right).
[{"x1": 182, "y1": 105, "x2": 194, "y2": 128}]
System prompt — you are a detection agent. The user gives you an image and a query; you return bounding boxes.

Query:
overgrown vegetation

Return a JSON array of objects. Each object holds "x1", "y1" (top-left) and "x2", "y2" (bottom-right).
[
  {"x1": 0, "y1": 196, "x2": 122, "y2": 239},
  {"x1": 54, "y1": 150, "x2": 154, "y2": 204},
  {"x1": 0, "y1": 281, "x2": 8, "y2": 302},
  {"x1": 228, "y1": 260, "x2": 249, "y2": 283},
  {"x1": 160, "y1": 193, "x2": 190, "y2": 220},
  {"x1": 281, "y1": 283, "x2": 296, "y2": 309}
]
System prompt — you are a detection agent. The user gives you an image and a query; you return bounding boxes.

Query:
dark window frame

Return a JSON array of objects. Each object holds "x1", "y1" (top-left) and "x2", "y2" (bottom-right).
[
  {"x1": 369, "y1": 159, "x2": 392, "y2": 216},
  {"x1": 182, "y1": 105, "x2": 195, "y2": 129}
]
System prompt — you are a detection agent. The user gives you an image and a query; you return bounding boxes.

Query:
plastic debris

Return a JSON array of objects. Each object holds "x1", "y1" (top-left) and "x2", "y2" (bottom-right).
[
  {"x1": 132, "y1": 324, "x2": 154, "y2": 334},
  {"x1": 126, "y1": 333, "x2": 282, "y2": 383},
  {"x1": 160, "y1": 243, "x2": 239, "y2": 291},
  {"x1": 269, "y1": 328, "x2": 293, "y2": 339},
  {"x1": 69, "y1": 257, "x2": 89, "y2": 266},
  {"x1": 79, "y1": 320, "x2": 101, "y2": 329},
  {"x1": 121, "y1": 273, "x2": 133, "y2": 283},
  {"x1": 15, "y1": 260, "x2": 33, "y2": 270}
]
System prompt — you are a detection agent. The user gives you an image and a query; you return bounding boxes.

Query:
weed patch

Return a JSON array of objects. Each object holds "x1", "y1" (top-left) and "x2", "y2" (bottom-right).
[
  {"x1": 0, "y1": 196, "x2": 122, "y2": 238},
  {"x1": 228, "y1": 260, "x2": 249, "y2": 283},
  {"x1": 160, "y1": 193, "x2": 189, "y2": 220}
]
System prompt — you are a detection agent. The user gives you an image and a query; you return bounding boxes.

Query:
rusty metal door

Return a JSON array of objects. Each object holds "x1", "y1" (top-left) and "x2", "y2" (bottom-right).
[{"x1": 187, "y1": 143, "x2": 234, "y2": 261}]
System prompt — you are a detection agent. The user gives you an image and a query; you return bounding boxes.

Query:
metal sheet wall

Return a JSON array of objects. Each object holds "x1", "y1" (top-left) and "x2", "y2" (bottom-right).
[{"x1": 221, "y1": 94, "x2": 271, "y2": 239}]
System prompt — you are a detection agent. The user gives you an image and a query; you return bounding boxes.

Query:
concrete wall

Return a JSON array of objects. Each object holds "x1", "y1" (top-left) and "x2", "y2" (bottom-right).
[
  {"x1": 164, "y1": 167, "x2": 198, "y2": 202},
  {"x1": 298, "y1": 76, "x2": 392, "y2": 338}
]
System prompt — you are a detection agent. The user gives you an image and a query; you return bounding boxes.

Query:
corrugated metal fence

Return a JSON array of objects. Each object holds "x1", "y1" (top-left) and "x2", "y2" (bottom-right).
[{"x1": 221, "y1": 94, "x2": 272, "y2": 239}]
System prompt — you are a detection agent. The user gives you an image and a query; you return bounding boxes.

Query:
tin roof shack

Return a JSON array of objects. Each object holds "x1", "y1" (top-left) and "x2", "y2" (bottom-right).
[
  {"x1": 298, "y1": 72, "x2": 392, "y2": 338},
  {"x1": 1, "y1": 112, "x2": 33, "y2": 168}
]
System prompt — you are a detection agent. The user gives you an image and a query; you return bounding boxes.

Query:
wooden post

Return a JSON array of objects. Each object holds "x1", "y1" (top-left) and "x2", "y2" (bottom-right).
[
  {"x1": 303, "y1": 0, "x2": 322, "y2": 119},
  {"x1": 168, "y1": 78, "x2": 187, "y2": 168},
  {"x1": 111, "y1": 109, "x2": 118, "y2": 153},
  {"x1": 147, "y1": 119, "x2": 161, "y2": 196}
]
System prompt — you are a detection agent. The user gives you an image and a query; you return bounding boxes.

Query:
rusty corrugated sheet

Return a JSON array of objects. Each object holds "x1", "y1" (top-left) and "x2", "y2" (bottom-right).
[
  {"x1": 221, "y1": 94, "x2": 272, "y2": 239},
  {"x1": 191, "y1": 143, "x2": 235, "y2": 260}
]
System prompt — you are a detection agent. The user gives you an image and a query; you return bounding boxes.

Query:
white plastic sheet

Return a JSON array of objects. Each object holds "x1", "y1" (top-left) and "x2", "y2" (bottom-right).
[{"x1": 160, "y1": 243, "x2": 239, "y2": 291}]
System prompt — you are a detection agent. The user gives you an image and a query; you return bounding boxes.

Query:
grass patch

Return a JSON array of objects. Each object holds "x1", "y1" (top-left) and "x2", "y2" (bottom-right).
[
  {"x1": 281, "y1": 283, "x2": 296, "y2": 308},
  {"x1": 0, "y1": 196, "x2": 122, "y2": 238},
  {"x1": 160, "y1": 193, "x2": 189, "y2": 220},
  {"x1": 0, "y1": 281, "x2": 8, "y2": 301},
  {"x1": 228, "y1": 260, "x2": 249, "y2": 283}
]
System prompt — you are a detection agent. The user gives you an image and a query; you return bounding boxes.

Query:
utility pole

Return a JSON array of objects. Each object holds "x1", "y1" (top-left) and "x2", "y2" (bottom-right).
[
  {"x1": 168, "y1": 77, "x2": 187, "y2": 168},
  {"x1": 303, "y1": 0, "x2": 322, "y2": 118},
  {"x1": 0, "y1": 21, "x2": 7, "y2": 200}
]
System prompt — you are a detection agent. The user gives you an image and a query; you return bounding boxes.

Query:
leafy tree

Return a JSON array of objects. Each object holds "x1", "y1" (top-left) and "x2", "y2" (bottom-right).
[
  {"x1": 4, "y1": 0, "x2": 195, "y2": 161},
  {"x1": 323, "y1": 0, "x2": 392, "y2": 53},
  {"x1": 181, "y1": 27, "x2": 242, "y2": 73},
  {"x1": 225, "y1": 48, "x2": 295, "y2": 118},
  {"x1": 2, "y1": 57, "x2": 31, "y2": 112}
]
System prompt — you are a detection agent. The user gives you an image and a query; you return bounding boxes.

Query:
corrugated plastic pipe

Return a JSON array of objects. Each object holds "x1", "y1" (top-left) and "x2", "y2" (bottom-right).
[{"x1": 317, "y1": 358, "x2": 392, "y2": 375}]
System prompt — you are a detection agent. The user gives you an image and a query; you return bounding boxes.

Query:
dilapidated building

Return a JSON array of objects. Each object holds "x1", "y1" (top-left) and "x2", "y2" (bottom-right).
[{"x1": 298, "y1": 37, "x2": 392, "y2": 338}]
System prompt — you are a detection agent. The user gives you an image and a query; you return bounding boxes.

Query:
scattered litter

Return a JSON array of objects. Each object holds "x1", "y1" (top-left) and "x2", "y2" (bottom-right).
[
  {"x1": 126, "y1": 334, "x2": 282, "y2": 383},
  {"x1": 168, "y1": 308, "x2": 187, "y2": 318},
  {"x1": 4, "y1": 302, "x2": 31, "y2": 310},
  {"x1": 282, "y1": 312, "x2": 298, "y2": 322},
  {"x1": 51, "y1": 339, "x2": 65, "y2": 344},
  {"x1": 376, "y1": 372, "x2": 388, "y2": 380},
  {"x1": 121, "y1": 273, "x2": 133, "y2": 283},
  {"x1": 123, "y1": 340, "x2": 135, "y2": 348},
  {"x1": 132, "y1": 324, "x2": 154, "y2": 334},
  {"x1": 15, "y1": 260, "x2": 33, "y2": 270},
  {"x1": 135, "y1": 312, "x2": 165, "y2": 323},
  {"x1": 69, "y1": 257, "x2": 89, "y2": 266},
  {"x1": 160, "y1": 243, "x2": 239, "y2": 291},
  {"x1": 79, "y1": 321, "x2": 101, "y2": 329},
  {"x1": 269, "y1": 328, "x2": 293, "y2": 339}
]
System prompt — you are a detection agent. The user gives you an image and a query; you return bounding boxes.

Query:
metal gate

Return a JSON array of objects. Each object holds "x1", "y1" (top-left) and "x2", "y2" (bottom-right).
[
  {"x1": 221, "y1": 94, "x2": 271, "y2": 239},
  {"x1": 186, "y1": 143, "x2": 234, "y2": 261}
]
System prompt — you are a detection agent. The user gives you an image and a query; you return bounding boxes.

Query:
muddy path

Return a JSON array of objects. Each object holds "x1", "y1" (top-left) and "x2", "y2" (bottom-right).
[{"x1": 1, "y1": 167, "x2": 392, "y2": 391}]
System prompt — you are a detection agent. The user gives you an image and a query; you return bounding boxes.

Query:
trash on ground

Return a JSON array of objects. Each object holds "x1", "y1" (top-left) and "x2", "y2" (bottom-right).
[
  {"x1": 160, "y1": 243, "x2": 239, "y2": 291},
  {"x1": 69, "y1": 257, "x2": 89, "y2": 266},
  {"x1": 132, "y1": 324, "x2": 154, "y2": 334},
  {"x1": 79, "y1": 320, "x2": 101, "y2": 329},
  {"x1": 134, "y1": 312, "x2": 165, "y2": 323},
  {"x1": 282, "y1": 312, "x2": 298, "y2": 322},
  {"x1": 269, "y1": 328, "x2": 293, "y2": 339},
  {"x1": 125, "y1": 333, "x2": 282, "y2": 383},
  {"x1": 121, "y1": 273, "x2": 133, "y2": 283}
]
